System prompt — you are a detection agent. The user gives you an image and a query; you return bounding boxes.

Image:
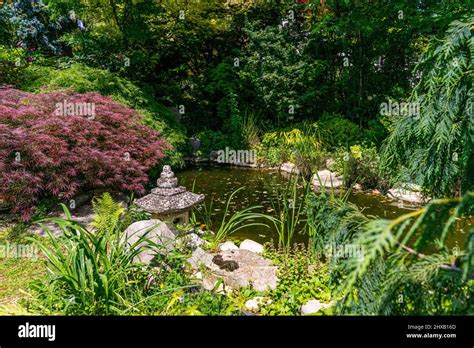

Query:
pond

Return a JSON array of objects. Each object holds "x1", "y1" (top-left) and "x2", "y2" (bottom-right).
[{"x1": 176, "y1": 165, "x2": 417, "y2": 244}]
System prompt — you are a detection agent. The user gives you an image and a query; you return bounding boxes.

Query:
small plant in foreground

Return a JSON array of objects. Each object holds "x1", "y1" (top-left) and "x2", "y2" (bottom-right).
[{"x1": 261, "y1": 243, "x2": 333, "y2": 315}]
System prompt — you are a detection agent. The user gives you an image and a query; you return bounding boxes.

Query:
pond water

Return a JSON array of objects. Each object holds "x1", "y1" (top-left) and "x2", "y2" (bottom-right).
[{"x1": 176, "y1": 165, "x2": 417, "y2": 244}]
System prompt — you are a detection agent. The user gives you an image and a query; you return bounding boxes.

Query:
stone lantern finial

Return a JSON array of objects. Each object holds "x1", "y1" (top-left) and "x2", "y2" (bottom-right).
[{"x1": 157, "y1": 165, "x2": 178, "y2": 189}]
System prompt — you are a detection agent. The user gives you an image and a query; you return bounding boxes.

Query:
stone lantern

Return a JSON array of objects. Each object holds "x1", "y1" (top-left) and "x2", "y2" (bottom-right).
[{"x1": 134, "y1": 165, "x2": 205, "y2": 224}]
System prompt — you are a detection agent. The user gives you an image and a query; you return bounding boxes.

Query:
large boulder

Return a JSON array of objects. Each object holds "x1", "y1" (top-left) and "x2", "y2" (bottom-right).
[
  {"x1": 122, "y1": 219, "x2": 176, "y2": 264},
  {"x1": 187, "y1": 247, "x2": 279, "y2": 292},
  {"x1": 312, "y1": 170, "x2": 344, "y2": 189}
]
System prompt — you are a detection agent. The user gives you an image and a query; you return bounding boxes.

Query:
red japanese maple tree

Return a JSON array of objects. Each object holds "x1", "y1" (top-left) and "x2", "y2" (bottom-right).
[{"x1": 0, "y1": 87, "x2": 170, "y2": 219}]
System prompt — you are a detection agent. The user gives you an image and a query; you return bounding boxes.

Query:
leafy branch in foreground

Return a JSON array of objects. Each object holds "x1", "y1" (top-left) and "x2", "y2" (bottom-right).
[
  {"x1": 307, "y1": 191, "x2": 474, "y2": 315},
  {"x1": 340, "y1": 192, "x2": 474, "y2": 314},
  {"x1": 381, "y1": 17, "x2": 474, "y2": 198}
]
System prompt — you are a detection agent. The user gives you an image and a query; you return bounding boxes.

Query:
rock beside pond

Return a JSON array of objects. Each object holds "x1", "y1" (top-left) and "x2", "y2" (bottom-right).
[
  {"x1": 122, "y1": 219, "x2": 176, "y2": 264},
  {"x1": 387, "y1": 188, "x2": 426, "y2": 204},
  {"x1": 280, "y1": 162, "x2": 300, "y2": 174},
  {"x1": 301, "y1": 299, "x2": 333, "y2": 315},
  {"x1": 220, "y1": 241, "x2": 239, "y2": 251},
  {"x1": 187, "y1": 247, "x2": 279, "y2": 292},
  {"x1": 312, "y1": 170, "x2": 344, "y2": 189},
  {"x1": 240, "y1": 239, "x2": 264, "y2": 254}
]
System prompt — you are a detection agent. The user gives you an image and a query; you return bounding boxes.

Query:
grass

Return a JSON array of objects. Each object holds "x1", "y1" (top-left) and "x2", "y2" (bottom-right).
[
  {"x1": 0, "y1": 228, "x2": 46, "y2": 314},
  {"x1": 0, "y1": 258, "x2": 46, "y2": 313}
]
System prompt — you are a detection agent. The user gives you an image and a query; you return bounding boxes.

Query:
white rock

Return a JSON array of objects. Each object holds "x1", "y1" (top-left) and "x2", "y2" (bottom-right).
[
  {"x1": 240, "y1": 239, "x2": 264, "y2": 254},
  {"x1": 245, "y1": 297, "x2": 272, "y2": 311},
  {"x1": 220, "y1": 241, "x2": 239, "y2": 251},
  {"x1": 387, "y1": 188, "x2": 426, "y2": 204},
  {"x1": 280, "y1": 162, "x2": 300, "y2": 174},
  {"x1": 301, "y1": 299, "x2": 333, "y2": 315},
  {"x1": 312, "y1": 170, "x2": 344, "y2": 189}
]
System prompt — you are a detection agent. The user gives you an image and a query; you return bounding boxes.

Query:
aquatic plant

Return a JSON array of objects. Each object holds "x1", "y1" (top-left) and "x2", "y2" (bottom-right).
[
  {"x1": 207, "y1": 187, "x2": 269, "y2": 250},
  {"x1": 265, "y1": 177, "x2": 312, "y2": 252}
]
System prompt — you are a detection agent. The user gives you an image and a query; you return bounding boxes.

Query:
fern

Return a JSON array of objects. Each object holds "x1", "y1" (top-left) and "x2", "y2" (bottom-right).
[{"x1": 90, "y1": 192, "x2": 125, "y2": 235}]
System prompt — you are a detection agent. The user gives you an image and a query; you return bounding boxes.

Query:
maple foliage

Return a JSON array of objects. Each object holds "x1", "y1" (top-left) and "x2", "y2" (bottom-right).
[{"x1": 0, "y1": 87, "x2": 169, "y2": 219}]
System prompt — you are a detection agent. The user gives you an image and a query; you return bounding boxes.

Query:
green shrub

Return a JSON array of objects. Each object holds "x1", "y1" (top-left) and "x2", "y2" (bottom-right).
[
  {"x1": 329, "y1": 145, "x2": 384, "y2": 190},
  {"x1": 306, "y1": 190, "x2": 474, "y2": 315},
  {"x1": 318, "y1": 113, "x2": 365, "y2": 149},
  {"x1": 206, "y1": 187, "x2": 268, "y2": 250},
  {"x1": 193, "y1": 130, "x2": 230, "y2": 157}
]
